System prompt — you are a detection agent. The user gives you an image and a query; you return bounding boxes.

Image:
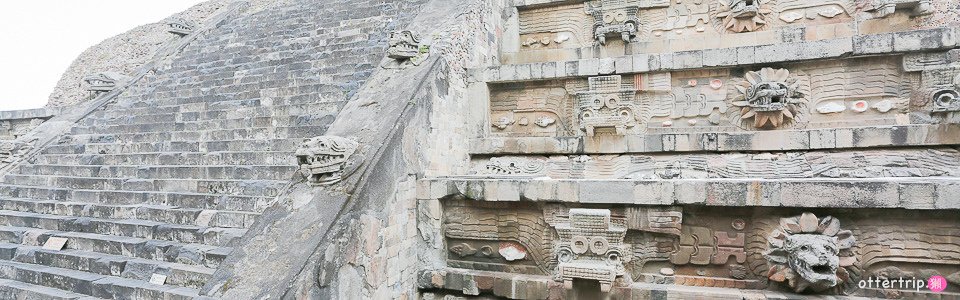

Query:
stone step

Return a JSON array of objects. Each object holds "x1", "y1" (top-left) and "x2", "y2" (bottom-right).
[
  {"x1": 0, "y1": 199, "x2": 258, "y2": 229},
  {"x1": 68, "y1": 126, "x2": 325, "y2": 144},
  {"x1": 2, "y1": 174, "x2": 287, "y2": 197},
  {"x1": 31, "y1": 151, "x2": 293, "y2": 167},
  {"x1": 86, "y1": 102, "x2": 335, "y2": 125},
  {"x1": 1, "y1": 243, "x2": 214, "y2": 289},
  {"x1": 0, "y1": 210, "x2": 244, "y2": 247},
  {"x1": 113, "y1": 95, "x2": 334, "y2": 112},
  {"x1": 69, "y1": 118, "x2": 328, "y2": 135},
  {"x1": 42, "y1": 139, "x2": 304, "y2": 155},
  {"x1": 0, "y1": 226, "x2": 229, "y2": 268},
  {"x1": 0, "y1": 185, "x2": 269, "y2": 212},
  {"x1": 14, "y1": 164, "x2": 297, "y2": 181},
  {"x1": 0, "y1": 278, "x2": 104, "y2": 300},
  {"x1": 0, "y1": 260, "x2": 200, "y2": 299}
]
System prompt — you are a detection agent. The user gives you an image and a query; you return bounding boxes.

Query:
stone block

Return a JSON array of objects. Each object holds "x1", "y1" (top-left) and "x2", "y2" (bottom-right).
[
  {"x1": 893, "y1": 29, "x2": 944, "y2": 52},
  {"x1": 578, "y1": 181, "x2": 633, "y2": 204},
  {"x1": 853, "y1": 33, "x2": 894, "y2": 55},
  {"x1": 577, "y1": 58, "x2": 599, "y2": 76},
  {"x1": 736, "y1": 46, "x2": 756, "y2": 65},
  {"x1": 627, "y1": 54, "x2": 648, "y2": 73},
  {"x1": 598, "y1": 58, "x2": 616, "y2": 74},
  {"x1": 674, "y1": 50, "x2": 701, "y2": 69},
  {"x1": 615, "y1": 56, "x2": 633, "y2": 74},
  {"x1": 634, "y1": 181, "x2": 674, "y2": 205},
  {"x1": 703, "y1": 48, "x2": 737, "y2": 67},
  {"x1": 935, "y1": 182, "x2": 960, "y2": 209}
]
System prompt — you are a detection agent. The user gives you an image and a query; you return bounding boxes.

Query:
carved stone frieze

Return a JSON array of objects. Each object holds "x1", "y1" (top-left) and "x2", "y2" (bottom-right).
[
  {"x1": 474, "y1": 157, "x2": 546, "y2": 176},
  {"x1": 83, "y1": 72, "x2": 130, "y2": 94},
  {"x1": 575, "y1": 75, "x2": 641, "y2": 136},
  {"x1": 553, "y1": 209, "x2": 629, "y2": 292},
  {"x1": 382, "y1": 30, "x2": 429, "y2": 68},
  {"x1": 764, "y1": 213, "x2": 856, "y2": 293},
  {"x1": 866, "y1": 0, "x2": 932, "y2": 18},
  {"x1": 0, "y1": 139, "x2": 34, "y2": 166},
  {"x1": 167, "y1": 18, "x2": 197, "y2": 36},
  {"x1": 585, "y1": 0, "x2": 640, "y2": 44},
  {"x1": 730, "y1": 68, "x2": 809, "y2": 129},
  {"x1": 713, "y1": 0, "x2": 773, "y2": 33},
  {"x1": 295, "y1": 136, "x2": 358, "y2": 186}
]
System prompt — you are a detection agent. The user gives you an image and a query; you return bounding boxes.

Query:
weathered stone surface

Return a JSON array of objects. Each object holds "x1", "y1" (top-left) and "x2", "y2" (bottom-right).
[{"x1": 1, "y1": 0, "x2": 958, "y2": 298}]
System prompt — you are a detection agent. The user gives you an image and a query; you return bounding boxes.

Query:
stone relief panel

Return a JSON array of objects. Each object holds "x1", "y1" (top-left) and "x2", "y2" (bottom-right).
[
  {"x1": 468, "y1": 148, "x2": 960, "y2": 180},
  {"x1": 906, "y1": 51, "x2": 960, "y2": 123},
  {"x1": 518, "y1": 4, "x2": 595, "y2": 50},
  {"x1": 443, "y1": 200, "x2": 556, "y2": 275},
  {"x1": 489, "y1": 80, "x2": 575, "y2": 137},
  {"x1": 438, "y1": 201, "x2": 960, "y2": 295},
  {"x1": 510, "y1": 0, "x2": 866, "y2": 59},
  {"x1": 553, "y1": 209, "x2": 629, "y2": 291},
  {"x1": 806, "y1": 57, "x2": 912, "y2": 126},
  {"x1": 728, "y1": 67, "x2": 810, "y2": 129},
  {"x1": 487, "y1": 57, "x2": 916, "y2": 138},
  {"x1": 713, "y1": 0, "x2": 775, "y2": 33},
  {"x1": 574, "y1": 75, "x2": 644, "y2": 136},
  {"x1": 775, "y1": 0, "x2": 856, "y2": 25},
  {"x1": 764, "y1": 213, "x2": 856, "y2": 293},
  {"x1": 0, "y1": 118, "x2": 46, "y2": 140}
]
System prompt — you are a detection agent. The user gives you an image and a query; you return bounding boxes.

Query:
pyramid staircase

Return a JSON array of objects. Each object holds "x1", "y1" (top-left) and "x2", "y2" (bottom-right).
[
  {"x1": 0, "y1": 90, "x2": 336, "y2": 298},
  {"x1": 0, "y1": 44, "x2": 355, "y2": 299}
]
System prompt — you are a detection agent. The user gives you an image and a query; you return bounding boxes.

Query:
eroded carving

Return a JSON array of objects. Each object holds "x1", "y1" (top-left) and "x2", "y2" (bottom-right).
[
  {"x1": 765, "y1": 213, "x2": 856, "y2": 293},
  {"x1": 670, "y1": 226, "x2": 745, "y2": 265},
  {"x1": 585, "y1": 0, "x2": 640, "y2": 44},
  {"x1": 866, "y1": 0, "x2": 932, "y2": 18},
  {"x1": 83, "y1": 72, "x2": 130, "y2": 94},
  {"x1": 0, "y1": 139, "x2": 34, "y2": 165},
  {"x1": 554, "y1": 209, "x2": 630, "y2": 292},
  {"x1": 714, "y1": 0, "x2": 772, "y2": 33},
  {"x1": 576, "y1": 75, "x2": 641, "y2": 136},
  {"x1": 475, "y1": 157, "x2": 546, "y2": 176},
  {"x1": 295, "y1": 136, "x2": 358, "y2": 186},
  {"x1": 383, "y1": 30, "x2": 429, "y2": 68},
  {"x1": 731, "y1": 68, "x2": 808, "y2": 129},
  {"x1": 167, "y1": 18, "x2": 197, "y2": 36}
]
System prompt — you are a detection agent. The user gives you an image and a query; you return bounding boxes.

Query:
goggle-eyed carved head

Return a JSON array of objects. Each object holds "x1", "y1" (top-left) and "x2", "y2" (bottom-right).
[
  {"x1": 388, "y1": 31, "x2": 421, "y2": 60},
  {"x1": 295, "y1": 136, "x2": 358, "y2": 186}
]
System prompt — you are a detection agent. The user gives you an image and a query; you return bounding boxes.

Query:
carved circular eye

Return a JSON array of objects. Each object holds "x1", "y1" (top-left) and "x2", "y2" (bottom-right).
[
  {"x1": 558, "y1": 248, "x2": 574, "y2": 263},
  {"x1": 618, "y1": 108, "x2": 632, "y2": 120},
  {"x1": 605, "y1": 96, "x2": 620, "y2": 108},
  {"x1": 589, "y1": 237, "x2": 609, "y2": 255},
  {"x1": 591, "y1": 96, "x2": 604, "y2": 110},
  {"x1": 571, "y1": 236, "x2": 589, "y2": 254},
  {"x1": 616, "y1": 12, "x2": 627, "y2": 23},
  {"x1": 582, "y1": 111, "x2": 593, "y2": 118},
  {"x1": 607, "y1": 251, "x2": 621, "y2": 265},
  {"x1": 603, "y1": 13, "x2": 614, "y2": 24},
  {"x1": 801, "y1": 245, "x2": 810, "y2": 252}
]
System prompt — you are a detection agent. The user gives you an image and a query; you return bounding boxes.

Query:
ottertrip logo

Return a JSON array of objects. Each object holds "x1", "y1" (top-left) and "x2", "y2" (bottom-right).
[{"x1": 857, "y1": 276, "x2": 948, "y2": 292}]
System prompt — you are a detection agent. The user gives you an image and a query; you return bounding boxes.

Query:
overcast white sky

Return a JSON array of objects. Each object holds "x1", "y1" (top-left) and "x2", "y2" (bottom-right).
[{"x1": 0, "y1": 1, "x2": 206, "y2": 111}]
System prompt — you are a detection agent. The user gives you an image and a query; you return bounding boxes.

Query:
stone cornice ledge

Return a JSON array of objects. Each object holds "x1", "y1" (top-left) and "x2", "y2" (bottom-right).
[
  {"x1": 417, "y1": 177, "x2": 960, "y2": 209},
  {"x1": 419, "y1": 268, "x2": 920, "y2": 299},
  {"x1": 469, "y1": 27, "x2": 960, "y2": 83},
  {"x1": 470, "y1": 124, "x2": 960, "y2": 155}
]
